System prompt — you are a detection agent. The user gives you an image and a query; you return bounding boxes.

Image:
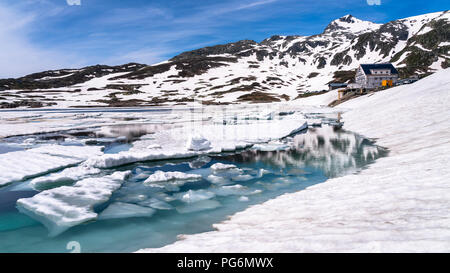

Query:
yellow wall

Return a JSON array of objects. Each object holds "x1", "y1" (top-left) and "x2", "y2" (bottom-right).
[{"x1": 382, "y1": 80, "x2": 393, "y2": 87}]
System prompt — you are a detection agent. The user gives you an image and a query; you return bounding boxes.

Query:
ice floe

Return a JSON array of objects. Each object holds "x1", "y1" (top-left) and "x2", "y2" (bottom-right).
[
  {"x1": 175, "y1": 189, "x2": 216, "y2": 203},
  {"x1": 210, "y1": 163, "x2": 237, "y2": 171},
  {"x1": 189, "y1": 156, "x2": 212, "y2": 169},
  {"x1": 29, "y1": 165, "x2": 101, "y2": 191},
  {"x1": 98, "y1": 202, "x2": 155, "y2": 220},
  {"x1": 143, "y1": 171, "x2": 202, "y2": 184},
  {"x1": 186, "y1": 135, "x2": 212, "y2": 151},
  {"x1": 16, "y1": 171, "x2": 131, "y2": 236},
  {"x1": 138, "y1": 198, "x2": 174, "y2": 210},
  {"x1": 231, "y1": 174, "x2": 254, "y2": 182},
  {"x1": 206, "y1": 175, "x2": 232, "y2": 185},
  {"x1": 176, "y1": 200, "x2": 221, "y2": 214},
  {"x1": 0, "y1": 145, "x2": 103, "y2": 187},
  {"x1": 211, "y1": 185, "x2": 253, "y2": 196}
]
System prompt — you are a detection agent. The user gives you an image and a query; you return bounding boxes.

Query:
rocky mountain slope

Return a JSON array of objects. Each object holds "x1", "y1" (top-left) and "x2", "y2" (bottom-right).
[{"x1": 0, "y1": 10, "x2": 448, "y2": 108}]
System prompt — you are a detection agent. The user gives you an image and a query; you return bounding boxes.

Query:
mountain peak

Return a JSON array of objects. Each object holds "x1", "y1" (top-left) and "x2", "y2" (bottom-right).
[
  {"x1": 338, "y1": 14, "x2": 356, "y2": 23},
  {"x1": 324, "y1": 14, "x2": 381, "y2": 35}
]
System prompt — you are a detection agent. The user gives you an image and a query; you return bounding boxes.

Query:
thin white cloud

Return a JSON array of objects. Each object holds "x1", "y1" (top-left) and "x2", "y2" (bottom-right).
[
  {"x1": 66, "y1": 0, "x2": 81, "y2": 6},
  {"x1": 195, "y1": 0, "x2": 279, "y2": 18},
  {"x1": 0, "y1": 4, "x2": 83, "y2": 78},
  {"x1": 366, "y1": 0, "x2": 381, "y2": 5},
  {"x1": 90, "y1": 1, "x2": 281, "y2": 67},
  {"x1": 236, "y1": 0, "x2": 279, "y2": 11}
]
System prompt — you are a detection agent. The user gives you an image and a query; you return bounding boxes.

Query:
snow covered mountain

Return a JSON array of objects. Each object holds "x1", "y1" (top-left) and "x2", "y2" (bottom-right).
[{"x1": 0, "y1": 10, "x2": 448, "y2": 108}]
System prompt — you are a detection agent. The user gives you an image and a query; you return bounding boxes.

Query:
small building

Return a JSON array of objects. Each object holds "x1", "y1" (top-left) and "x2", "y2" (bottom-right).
[
  {"x1": 355, "y1": 63, "x2": 399, "y2": 89},
  {"x1": 396, "y1": 75, "x2": 419, "y2": 86},
  {"x1": 328, "y1": 83, "x2": 348, "y2": 91}
]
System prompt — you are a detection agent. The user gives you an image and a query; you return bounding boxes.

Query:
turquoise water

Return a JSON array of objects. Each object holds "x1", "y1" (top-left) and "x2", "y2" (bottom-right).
[{"x1": 0, "y1": 126, "x2": 387, "y2": 253}]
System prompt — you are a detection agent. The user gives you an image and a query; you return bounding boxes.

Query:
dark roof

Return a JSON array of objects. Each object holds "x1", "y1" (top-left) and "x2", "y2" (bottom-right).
[
  {"x1": 360, "y1": 63, "x2": 398, "y2": 75},
  {"x1": 328, "y1": 83, "x2": 348, "y2": 87}
]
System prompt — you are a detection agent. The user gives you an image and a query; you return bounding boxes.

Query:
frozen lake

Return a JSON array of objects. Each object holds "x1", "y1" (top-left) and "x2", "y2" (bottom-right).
[{"x1": 0, "y1": 105, "x2": 387, "y2": 252}]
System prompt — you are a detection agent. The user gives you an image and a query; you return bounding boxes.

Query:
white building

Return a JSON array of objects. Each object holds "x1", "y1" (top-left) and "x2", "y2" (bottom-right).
[{"x1": 355, "y1": 64, "x2": 399, "y2": 89}]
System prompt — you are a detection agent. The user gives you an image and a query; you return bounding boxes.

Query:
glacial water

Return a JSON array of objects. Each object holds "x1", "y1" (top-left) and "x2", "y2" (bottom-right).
[
  {"x1": 0, "y1": 106, "x2": 388, "y2": 252},
  {"x1": 0, "y1": 126, "x2": 387, "y2": 252}
]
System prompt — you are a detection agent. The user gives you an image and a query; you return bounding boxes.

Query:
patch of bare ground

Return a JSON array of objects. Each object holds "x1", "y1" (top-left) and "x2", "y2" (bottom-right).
[
  {"x1": 200, "y1": 100, "x2": 231, "y2": 105},
  {"x1": 328, "y1": 70, "x2": 356, "y2": 84},
  {"x1": 280, "y1": 94, "x2": 290, "y2": 101},
  {"x1": 210, "y1": 82, "x2": 263, "y2": 97},
  {"x1": 237, "y1": 91, "x2": 281, "y2": 103},
  {"x1": 294, "y1": 90, "x2": 329, "y2": 100},
  {"x1": 307, "y1": 72, "x2": 319, "y2": 78},
  {"x1": 0, "y1": 100, "x2": 56, "y2": 108},
  {"x1": 227, "y1": 76, "x2": 257, "y2": 85}
]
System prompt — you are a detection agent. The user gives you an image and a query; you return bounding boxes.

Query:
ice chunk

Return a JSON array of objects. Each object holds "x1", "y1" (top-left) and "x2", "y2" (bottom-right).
[
  {"x1": 176, "y1": 199, "x2": 221, "y2": 214},
  {"x1": 231, "y1": 174, "x2": 254, "y2": 182},
  {"x1": 263, "y1": 178, "x2": 294, "y2": 191},
  {"x1": 210, "y1": 163, "x2": 237, "y2": 171},
  {"x1": 133, "y1": 171, "x2": 151, "y2": 180},
  {"x1": 98, "y1": 202, "x2": 155, "y2": 220},
  {"x1": 143, "y1": 171, "x2": 202, "y2": 192},
  {"x1": 138, "y1": 198, "x2": 174, "y2": 210},
  {"x1": 16, "y1": 171, "x2": 131, "y2": 236},
  {"x1": 189, "y1": 156, "x2": 212, "y2": 169},
  {"x1": 206, "y1": 175, "x2": 232, "y2": 185},
  {"x1": 175, "y1": 189, "x2": 215, "y2": 203},
  {"x1": 186, "y1": 135, "x2": 211, "y2": 151},
  {"x1": 153, "y1": 192, "x2": 176, "y2": 202},
  {"x1": 143, "y1": 171, "x2": 202, "y2": 184},
  {"x1": 30, "y1": 165, "x2": 101, "y2": 191},
  {"x1": 211, "y1": 185, "x2": 252, "y2": 196},
  {"x1": 239, "y1": 196, "x2": 250, "y2": 202},
  {"x1": 257, "y1": 169, "x2": 271, "y2": 178},
  {"x1": 116, "y1": 194, "x2": 148, "y2": 203}
]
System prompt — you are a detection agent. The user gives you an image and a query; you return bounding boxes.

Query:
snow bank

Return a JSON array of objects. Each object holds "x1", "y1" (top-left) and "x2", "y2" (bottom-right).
[
  {"x1": 139, "y1": 69, "x2": 450, "y2": 252},
  {"x1": 17, "y1": 171, "x2": 131, "y2": 236}
]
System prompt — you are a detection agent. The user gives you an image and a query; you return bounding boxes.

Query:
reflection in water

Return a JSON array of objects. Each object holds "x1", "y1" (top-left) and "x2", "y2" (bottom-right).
[{"x1": 219, "y1": 126, "x2": 388, "y2": 177}]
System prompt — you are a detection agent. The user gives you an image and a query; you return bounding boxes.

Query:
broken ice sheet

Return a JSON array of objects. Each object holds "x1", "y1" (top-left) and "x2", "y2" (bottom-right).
[
  {"x1": 98, "y1": 202, "x2": 155, "y2": 220},
  {"x1": 176, "y1": 200, "x2": 221, "y2": 214},
  {"x1": 16, "y1": 171, "x2": 130, "y2": 236}
]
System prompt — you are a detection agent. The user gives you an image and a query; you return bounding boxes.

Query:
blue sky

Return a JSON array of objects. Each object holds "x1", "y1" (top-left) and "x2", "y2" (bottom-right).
[{"x1": 0, "y1": 0, "x2": 448, "y2": 77}]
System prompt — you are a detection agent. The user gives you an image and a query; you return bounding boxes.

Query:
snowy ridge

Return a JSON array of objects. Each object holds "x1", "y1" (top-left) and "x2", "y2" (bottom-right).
[
  {"x1": 0, "y1": 11, "x2": 448, "y2": 108},
  {"x1": 138, "y1": 68, "x2": 450, "y2": 252}
]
